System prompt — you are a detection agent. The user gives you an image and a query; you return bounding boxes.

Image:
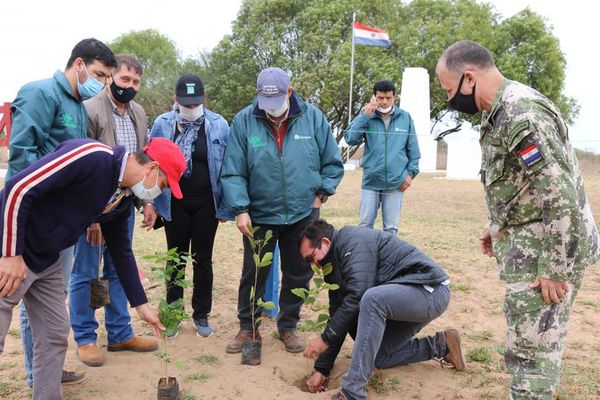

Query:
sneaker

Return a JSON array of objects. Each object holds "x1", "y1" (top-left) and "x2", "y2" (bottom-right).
[
  {"x1": 164, "y1": 322, "x2": 182, "y2": 339},
  {"x1": 194, "y1": 317, "x2": 214, "y2": 337},
  {"x1": 77, "y1": 343, "x2": 104, "y2": 367},
  {"x1": 225, "y1": 329, "x2": 260, "y2": 354},
  {"x1": 442, "y1": 328, "x2": 466, "y2": 371},
  {"x1": 279, "y1": 330, "x2": 305, "y2": 353},
  {"x1": 61, "y1": 370, "x2": 86, "y2": 386},
  {"x1": 107, "y1": 336, "x2": 159, "y2": 352}
]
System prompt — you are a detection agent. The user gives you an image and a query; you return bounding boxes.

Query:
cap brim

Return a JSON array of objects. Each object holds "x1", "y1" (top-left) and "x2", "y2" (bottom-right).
[
  {"x1": 169, "y1": 178, "x2": 183, "y2": 199},
  {"x1": 176, "y1": 95, "x2": 205, "y2": 106},
  {"x1": 257, "y1": 94, "x2": 286, "y2": 110}
]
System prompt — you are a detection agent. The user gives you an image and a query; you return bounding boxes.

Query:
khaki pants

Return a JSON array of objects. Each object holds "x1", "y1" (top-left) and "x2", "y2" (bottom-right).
[{"x1": 0, "y1": 260, "x2": 69, "y2": 400}]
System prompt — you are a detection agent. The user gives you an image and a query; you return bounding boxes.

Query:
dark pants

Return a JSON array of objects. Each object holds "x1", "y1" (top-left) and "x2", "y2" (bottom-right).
[
  {"x1": 164, "y1": 193, "x2": 219, "y2": 321},
  {"x1": 238, "y1": 212, "x2": 316, "y2": 332}
]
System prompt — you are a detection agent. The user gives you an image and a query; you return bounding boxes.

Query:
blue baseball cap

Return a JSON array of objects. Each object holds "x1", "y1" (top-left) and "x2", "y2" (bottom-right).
[{"x1": 256, "y1": 67, "x2": 290, "y2": 110}]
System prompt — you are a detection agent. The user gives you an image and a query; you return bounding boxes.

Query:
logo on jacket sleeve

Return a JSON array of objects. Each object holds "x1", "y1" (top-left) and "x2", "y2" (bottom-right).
[
  {"x1": 518, "y1": 143, "x2": 543, "y2": 167},
  {"x1": 60, "y1": 113, "x2": 76, "y2": 129}
]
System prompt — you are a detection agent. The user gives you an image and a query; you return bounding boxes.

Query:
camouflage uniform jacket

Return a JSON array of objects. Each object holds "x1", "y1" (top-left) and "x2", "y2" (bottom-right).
[{"x1": 479, "y1": 78, "x2": 600, "y2": 284}]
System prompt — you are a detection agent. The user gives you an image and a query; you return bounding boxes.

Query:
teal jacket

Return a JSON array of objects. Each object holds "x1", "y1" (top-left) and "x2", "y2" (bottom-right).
[
  {"x1": 220, "y1": 92, "x2": 344, "y2": 225},
  {"x1": 8, "y1": 71, "x2": 88, "y2": 178},
  {"x1": 344, "y1": 107, "x2": 420, "y2": 190}
]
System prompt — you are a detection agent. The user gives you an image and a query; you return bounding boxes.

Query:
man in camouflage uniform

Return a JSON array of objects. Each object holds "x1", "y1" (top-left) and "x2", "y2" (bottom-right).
[{"x1": 436, "y1": 40, "x2": 600, "y2": 400}]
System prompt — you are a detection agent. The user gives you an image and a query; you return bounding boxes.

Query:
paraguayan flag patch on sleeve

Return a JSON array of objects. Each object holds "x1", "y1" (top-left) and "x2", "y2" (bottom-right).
[{"x1": 519, "y1": 143, "x2": 543, "y2": 167}]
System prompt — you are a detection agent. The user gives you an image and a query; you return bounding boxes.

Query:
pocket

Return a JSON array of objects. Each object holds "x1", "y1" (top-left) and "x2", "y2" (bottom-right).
[{"x1": 503, "y1": 284, "x2": 546, "y2": 315}]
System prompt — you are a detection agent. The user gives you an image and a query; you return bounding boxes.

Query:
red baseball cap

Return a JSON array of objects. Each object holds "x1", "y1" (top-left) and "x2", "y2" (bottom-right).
[{"x1": 143, "y1": 138, "x2": 186, "y2": 199}]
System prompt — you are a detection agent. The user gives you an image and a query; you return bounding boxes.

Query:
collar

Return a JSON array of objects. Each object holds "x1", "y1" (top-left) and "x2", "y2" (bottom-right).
[
  {"x1": 108, "y1": 91, "x2": 129, "y2": 116},
  {"x1": 253, "y1": 91, "x2": 302, "y2": 119},
  {"x1": 481, "y1": 77, "x2": 511, "y2": 133},
  {"x1": 53, "y1": 70, "x2": 79, "y2": 101},
  {"x1": 118, "y1": 152, "x2": 132, "y2": 196}
]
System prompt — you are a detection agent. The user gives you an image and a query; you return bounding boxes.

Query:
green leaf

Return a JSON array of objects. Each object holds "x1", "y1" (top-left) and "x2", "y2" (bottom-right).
[
  {"x1": 322, "y1": 263, "x2": 333, "y2": 276},
  {"x1": 247, "y1": 235, "x2": 256, "y2": 249},
  {"x1": 325, "y1": 283, "x2": 340, "y2": 291},
  {"x1": 249, "y1": 286, "x2": 255, "y2": 302},
  {"x1": 249, "y1": 225, "x2": 260, "y2": 234},
  {"x1": 313, "y1": 278, "x2": 323, "y2": 288},
  {"x1": 259, "y1": 252, "x2": 273, "y2": 267},
  {"x1": 310, "y1": 264, "x2": 320, "y2": 274},
  {"x1": 261, "y1": 301, "x2": 275, "y2": 311},
  {"x1": 317, "y1": 313, "x2": 330, "y2": 323},
  {"x1": 253, "y1": 254, "x2": 260, "y2": 267},
  {"x1": 305, "y1": 297, "x2": 316, "y2": 305},
  {"x1": 291, "y1": 288, "x2": 308, "y2": 300}
]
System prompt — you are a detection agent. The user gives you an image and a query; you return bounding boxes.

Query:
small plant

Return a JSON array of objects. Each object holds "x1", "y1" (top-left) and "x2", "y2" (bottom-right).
[
  {"x1": 467, "y1": 347, "x2": 493, "y2": 364},
  {"x1": 292, "y1": 261, "x2": 339, "y2": 374},
  {"x1": 191, "y1": 354, "x2": 219, "y2": 365},
  {"x1": 246, "y1": 226, "x2": 275, "y2": 339},
  {"x1": 145, "y1": 248, "x2": 193, "y2": 399},
  {"x1": 369, "y1": 369, "x2": 401, "y2": 395}
]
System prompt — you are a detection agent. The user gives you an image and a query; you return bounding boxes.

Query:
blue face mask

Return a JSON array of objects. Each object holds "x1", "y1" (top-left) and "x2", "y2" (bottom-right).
[{"x1": 77, "y1": 64, "x2": 105, "y2": 100}]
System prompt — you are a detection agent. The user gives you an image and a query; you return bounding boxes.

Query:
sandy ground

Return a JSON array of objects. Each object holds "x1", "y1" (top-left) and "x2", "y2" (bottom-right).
[{"x1": 1, "y1": 170, "x2": 599, "y2": 400}]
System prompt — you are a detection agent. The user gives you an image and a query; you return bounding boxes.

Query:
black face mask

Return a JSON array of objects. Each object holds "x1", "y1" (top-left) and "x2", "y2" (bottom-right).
[
  {"x1": 448, "y1": 73, "x2": 478, "y2": 115},
  {"x1": 110, "y1": 81, "x2": 137, "y2": 104}
]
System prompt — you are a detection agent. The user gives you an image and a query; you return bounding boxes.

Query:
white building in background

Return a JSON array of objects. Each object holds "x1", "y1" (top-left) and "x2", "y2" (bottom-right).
[
  {"x1": 400, "y1": 67, "x2": 437, "y2": 172},
  {"x1": 445, "y1": 122, "x2": 481, "y2": 180}
]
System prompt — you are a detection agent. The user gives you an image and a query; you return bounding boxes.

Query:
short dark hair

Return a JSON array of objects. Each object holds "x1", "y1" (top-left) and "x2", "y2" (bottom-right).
[
  {"x1": 115, "y1": 54, "x2": 144, "y2": 76},
  {"x1": 66, "y1": 38, "x2": 117, "y2": 69},
  {"x1": 299, "y1": 219, "x2": 335, "y2": 248},
  {"x1": 132, "y1": 150, "x2": 165, "y2": 176},
  {"x1": 373, "y1": 80, "x2": 395, "y2": 95},
  {"x1": 439, "y1": 40, "x2": 495, "y2": 73}
]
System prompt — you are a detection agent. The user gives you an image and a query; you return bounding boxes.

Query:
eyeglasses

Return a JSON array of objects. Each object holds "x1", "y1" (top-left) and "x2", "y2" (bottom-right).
[{"x1": 304, "y1": 241, "x2": 321, "y2": 263}]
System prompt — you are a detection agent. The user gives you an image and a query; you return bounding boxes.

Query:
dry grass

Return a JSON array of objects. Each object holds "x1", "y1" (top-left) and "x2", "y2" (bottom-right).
[{"x1": 1, "y1": 170, "x2": 599, "y2": 399}]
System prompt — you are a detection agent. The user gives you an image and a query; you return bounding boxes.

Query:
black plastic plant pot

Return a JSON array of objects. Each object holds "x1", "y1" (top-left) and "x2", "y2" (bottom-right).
[
  {"x1": 241, "y1": 339, "x2": 262, "y2": 366},
  {"x1": 157, "y1": 377, "x2": 180, "y2": 400},
  {"x1": 89, "y1": 279, "x2": 110, "y2": 309}
]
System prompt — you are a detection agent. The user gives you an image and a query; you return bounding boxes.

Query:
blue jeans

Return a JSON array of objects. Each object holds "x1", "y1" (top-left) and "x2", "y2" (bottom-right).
[
  {"x1": 359, "y1": 189, "x2": 404, "y2": 235},
  {"x1": 20, "y1": 246, "x2": 74, "y2": 388},
  {"x1": 69, "y1": 209, "x2": 136, "y2": 347},
  {"x1": 342, "y1": 283, "x2": 451, "y2": 400}
]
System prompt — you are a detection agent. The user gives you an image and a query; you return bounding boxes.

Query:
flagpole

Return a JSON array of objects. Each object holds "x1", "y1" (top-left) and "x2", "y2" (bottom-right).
[{"x1": 347, "y1": 11, "x2": 356, "y2": 163}]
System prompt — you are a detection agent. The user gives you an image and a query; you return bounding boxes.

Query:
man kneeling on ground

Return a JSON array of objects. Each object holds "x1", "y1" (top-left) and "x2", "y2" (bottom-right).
[{"x1": 300, "y1": 219, "x2": 466, "y2": 400}]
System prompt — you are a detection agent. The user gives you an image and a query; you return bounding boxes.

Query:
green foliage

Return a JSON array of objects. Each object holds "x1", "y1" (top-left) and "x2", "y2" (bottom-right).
[
  {"x1": 109, "y1": 29, "x2": 204, "y2": 124},
  {"x1": 246, "y1": 227, "x2": 274, "y2": 340},
  {"x1": 185, "y1": 372, "x2": 210, "y2": 382},
  {"x1": 205, "y1": 0, "x2": 574, "y2": 141},
  {"x1": 191, "y1": 354, "x2": 219, "y2": 365},
  {"x1": 369, "y1": 369, "x2": 401, "y2": 395},
  {"x1": 467, "y1": 347, "x2": 493, "y2": 364},
  {"x1": 145, "y1": 248, "x2": 194, "y2": 379}
]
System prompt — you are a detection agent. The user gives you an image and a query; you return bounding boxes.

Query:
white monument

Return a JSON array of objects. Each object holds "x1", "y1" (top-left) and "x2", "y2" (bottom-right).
[
  {"x1": 400, "y1": 67, "x2": 437, "y2": 172},
  {"x1": 445, "y1": 122, "x2": 481, "y2": 180}
]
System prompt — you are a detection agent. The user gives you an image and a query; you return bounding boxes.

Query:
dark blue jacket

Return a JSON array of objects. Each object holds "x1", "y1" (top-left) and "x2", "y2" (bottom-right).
[{"x1": 0, "y1": 139, "x2": 147, "y2": 306}]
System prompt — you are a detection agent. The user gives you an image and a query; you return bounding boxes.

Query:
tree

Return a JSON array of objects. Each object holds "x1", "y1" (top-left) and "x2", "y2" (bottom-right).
[
  {"x1": 205, "y1": 0, "x2": 575, "y2": 136},
  {"x1": 110, "y1": 29, "x2": 204, "y2": 123}
]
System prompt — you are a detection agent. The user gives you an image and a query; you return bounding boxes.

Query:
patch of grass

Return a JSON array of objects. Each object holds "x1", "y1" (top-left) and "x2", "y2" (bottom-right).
[
  {"x1": 190, "y1": 353, "x2": 219, "y2": 365},
  {"x1": 185, "y1": 372, "x2": 209, "y2": 382},
  {"x1": 465, "y1": 330, "x2": 494, "y2": 341},
  {"x1": 467, "y1": 347, "x2": 493, "y2": 364},
  {"x1": 7, "y1": 329, "x2": 20, "y2": 339},
  {"x1": 368, "y1": 369, "x2": 401, "y2": 395},
  {"x1": 175, "y1": 361, "x2": 190, "y2": 370},
  {"x1": 450, "y1": 281, "x2": 471, "y2": 292},
  {"x1": 0, "y1": 362, "x2": 15, "y2": 371},
  {"x1": 581, "y1": 300, "x2": 600, "y2": 312},
  {"x1": 180, "y1": 390, "x2": 197, "y2": 400},
  {"x1": 0, "y1": 382, "x2": 17, "y2": 397},
  {"x1": 270, "y1": 330, "x2": 280, "y2": 340}
]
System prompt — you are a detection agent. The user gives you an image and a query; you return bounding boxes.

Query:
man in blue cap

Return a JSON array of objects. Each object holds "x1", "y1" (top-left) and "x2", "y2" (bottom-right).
[{"x1": 221, "y1": 67, "x2": 344, "y2": 354}]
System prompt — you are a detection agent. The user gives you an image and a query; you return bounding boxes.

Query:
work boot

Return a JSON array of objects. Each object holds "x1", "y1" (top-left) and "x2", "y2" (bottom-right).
[
  {"x1": 279, "y1": 330, "x2": 305, "y2": 353},
  {"x1": 226, "y1": 329, "x2": 261, "y2": 354},
  {"x1": 443, "y1": 328, "x2": 466, "y2": 371},
  {"x1": 107, "y1": 336, "x2": 159, "y2": 352},
  {"x1": 77, "y1": 343, "x2": 104, "y2": 367},
  {"x1": 61, "y1": 370, "x2": 86, "y2": 385}
]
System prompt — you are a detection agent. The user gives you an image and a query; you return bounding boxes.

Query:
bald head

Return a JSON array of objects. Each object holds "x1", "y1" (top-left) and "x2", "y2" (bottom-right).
[{"x1": 437, "y1": 40, "x2": 496, "y2": 74}]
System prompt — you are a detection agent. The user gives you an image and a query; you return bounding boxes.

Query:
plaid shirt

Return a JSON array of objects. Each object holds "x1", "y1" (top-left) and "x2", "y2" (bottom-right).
[{"x1": 111, "y1": 100, "x2": 138, "y2": 153}]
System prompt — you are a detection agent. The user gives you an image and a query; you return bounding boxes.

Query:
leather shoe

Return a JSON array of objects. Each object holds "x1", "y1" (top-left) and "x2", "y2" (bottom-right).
[
  {"x1": 226, "y1": 329, "x2": 261, "y2": 354},
  {"x1": 107, "y1": 336, "x2": 159, "y2": 352},
  {"x1": 279, "y1": 330, "x2": 305, "y2": 353},
  {"x1": 443, "y1": 328, "x2": 466, "y2": 371},
  {"x1": 77, "y1": 343, "x2": 104, "y2": 367}
]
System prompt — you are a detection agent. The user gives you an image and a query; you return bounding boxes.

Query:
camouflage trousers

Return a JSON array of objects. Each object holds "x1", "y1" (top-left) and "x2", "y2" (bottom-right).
[{"x1": 503, "y1": 268, "x2": 586, "y2": 400}]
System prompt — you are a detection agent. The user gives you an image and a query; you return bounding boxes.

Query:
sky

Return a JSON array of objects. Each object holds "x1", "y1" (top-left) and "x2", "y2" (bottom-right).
[{"x1": 0, "y1": 0, "x2": 597, "y2": 152}]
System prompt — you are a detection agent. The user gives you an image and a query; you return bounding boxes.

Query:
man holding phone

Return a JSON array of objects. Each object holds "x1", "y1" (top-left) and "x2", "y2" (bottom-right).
[{"x1": 344, "y1": 80, "x2": 420, "y2": 236}]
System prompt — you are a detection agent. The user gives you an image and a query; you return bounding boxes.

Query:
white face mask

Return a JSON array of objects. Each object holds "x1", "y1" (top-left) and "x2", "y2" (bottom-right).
[
  {"x1": 377, "y1": 104, "x2": 393, "y2": 114},
  {"x1": 179, "y1": 104, "x2": 204, "y2": 122},
  {"x1": 130, "y1": 170, "x2": 162, "y2": 201},
  {"x1": 266, "y1": 97, "x2": 289, "y2": 118}
]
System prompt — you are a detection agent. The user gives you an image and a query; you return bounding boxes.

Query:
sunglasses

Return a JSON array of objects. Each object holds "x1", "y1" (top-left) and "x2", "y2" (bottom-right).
[{"x1": 304, "y1": 240, "x2": 322, "y2": 263}]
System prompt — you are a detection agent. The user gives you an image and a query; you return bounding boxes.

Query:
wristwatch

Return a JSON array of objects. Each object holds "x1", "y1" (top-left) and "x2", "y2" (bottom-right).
[{"x1": 316, "y1": 193, "x2": 329, "y2": 203}]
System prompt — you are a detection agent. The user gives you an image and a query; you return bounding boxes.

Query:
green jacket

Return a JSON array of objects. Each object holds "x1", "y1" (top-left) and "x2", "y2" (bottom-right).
[
  {"x1": 8, "y1": 71, "x2": 88, "y2": 178},
  {"x1": 220, "y1": 92, "x2": 344, "y2": 225},
  {"x1": 344, "y1": 107, "x2": 420, "y2": 190}
]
